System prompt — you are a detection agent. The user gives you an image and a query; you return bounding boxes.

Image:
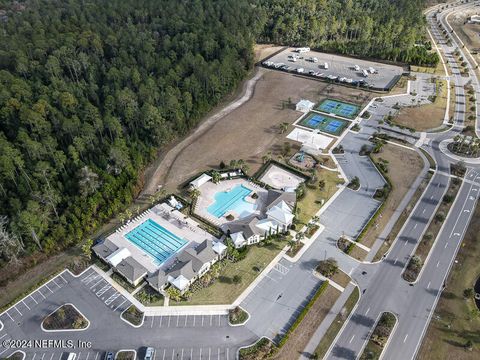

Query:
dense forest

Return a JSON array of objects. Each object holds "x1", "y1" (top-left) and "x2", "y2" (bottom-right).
[
  {"x1": 257, "y1": 0, "x2": 439, "y2": 66},
  {"x1": 0, "y1": 0, "x2": 435, "y2": 266}
]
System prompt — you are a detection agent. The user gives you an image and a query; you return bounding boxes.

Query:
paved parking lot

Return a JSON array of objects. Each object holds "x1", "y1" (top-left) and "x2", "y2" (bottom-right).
[
  {"x1": 78, "y1": 269, "x2": 130, "y2": 313},
  {"x1": 264, "y1": 47, "x2": 404, "y2": 90},
  {"x1": 142, "y1": 313, "x2": 229, "y2": 329}
]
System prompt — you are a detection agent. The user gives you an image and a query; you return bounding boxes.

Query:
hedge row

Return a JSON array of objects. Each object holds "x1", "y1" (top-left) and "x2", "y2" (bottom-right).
[{"x1": 278, "y1": 280, "x2": 329, "y2": 347}]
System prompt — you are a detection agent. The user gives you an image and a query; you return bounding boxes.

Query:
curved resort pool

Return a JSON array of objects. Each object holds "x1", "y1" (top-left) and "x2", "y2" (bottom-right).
[{"x1": 207, "y1": 184, "x2": 256, "y2": 218}]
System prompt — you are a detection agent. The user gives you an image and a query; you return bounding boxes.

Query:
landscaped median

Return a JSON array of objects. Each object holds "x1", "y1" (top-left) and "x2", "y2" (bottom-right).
[
  {"x1": 239, "y1": 281, "x2": 337, "y2": 360},
  {"x1": 121, "y1": 305, "x2": 144, "y2": 327},
  {"x1": 402, "y1": 176, "x2": 461, "y2": 282},
  {"x1": 359, "y1": 312, "x2": 397, "y2": 360},
  {"x1": 42, "y1": 304, "x2": 89, "y2": 331}
]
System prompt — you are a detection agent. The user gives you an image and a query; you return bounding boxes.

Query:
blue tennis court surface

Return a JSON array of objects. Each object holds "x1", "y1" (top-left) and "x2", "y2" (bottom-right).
[
  {"x1": 300, "y1": 112, "x2": 349, "y2": 136},
  {"x1": 125, "y1": 219, "x2": 187, "y2": 265},
  {"x1": 207, "y1": 184, "x2": 255, "y2": 218},
  {"x1": 316, "y1": 99, "x2": 360, "y2": 119}
]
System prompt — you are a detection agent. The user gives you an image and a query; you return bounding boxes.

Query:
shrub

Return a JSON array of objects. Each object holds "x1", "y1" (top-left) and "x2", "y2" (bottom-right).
[{"x1": 316, "y1": 258, "x2": 338, "y2": 278}]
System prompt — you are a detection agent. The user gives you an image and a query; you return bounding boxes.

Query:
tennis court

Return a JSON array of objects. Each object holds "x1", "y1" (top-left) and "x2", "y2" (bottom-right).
[
  {"x1": 299, "y1": 112, "x2": 349, "y2": 136},
  {"x1": 316, "y1": 99, "x2": 360, "y2": 119}
]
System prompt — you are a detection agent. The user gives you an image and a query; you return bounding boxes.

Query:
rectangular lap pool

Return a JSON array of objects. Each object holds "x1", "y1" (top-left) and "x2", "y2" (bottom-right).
[
  {"x1": 299, "y1": 112, "x2": 349, "y2": 136},
  {"x1": 207, "y1": 184, "x2": 255, "y2": 218},
  {"x1": 125, "y1": 219, "x2": 187, "y2": 266},
  {"x1": 316, "y1": 99, "x2": 360, "y2": 119}
]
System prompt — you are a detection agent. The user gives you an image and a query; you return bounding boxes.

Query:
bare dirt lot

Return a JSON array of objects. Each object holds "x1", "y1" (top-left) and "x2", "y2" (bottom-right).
[
  {"x1": 152, "y1": 70, "x2": 373, "y2": 191},
  {"x1": 273, "y1": 284, "x2": 341, "y2": 360},
  {"x1": 361, "y1": 144, "x2": 424, "y2": 249},
  {"x1": 254, "y1": 44, "x2": 285, "y2": 63}
]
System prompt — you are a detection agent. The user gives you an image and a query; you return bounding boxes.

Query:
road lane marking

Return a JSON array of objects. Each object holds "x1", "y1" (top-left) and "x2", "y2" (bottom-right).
[
  {"x1": 404, "y1": 334, "x2": 409, "y2": 343},
  {"x1": 349, "y1": 335, "x2": 355, "y2": 343}
]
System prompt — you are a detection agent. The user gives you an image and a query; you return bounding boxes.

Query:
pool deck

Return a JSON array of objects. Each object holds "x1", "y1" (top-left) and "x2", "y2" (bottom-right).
[
  {"x1": 195, "y1": 179, "x2": 268, "y2": 226},
  {"x1": 106, "y1": 203, "x2": 219, "y2": 273}
]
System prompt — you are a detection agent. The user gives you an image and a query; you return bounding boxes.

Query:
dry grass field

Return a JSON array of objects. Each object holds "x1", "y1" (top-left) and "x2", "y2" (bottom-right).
[
  {"x1": 159, "y1": 70, "x2": 373, "y2": 190},
  {"x1": 272, "y1": 285, "x2": 341, "y2": 360},
  {"x1": 394, "y1": 79, "x2": 448, "y2": 131},
  {"x1": 361, "y1": 144, "x2": 424, "y2": 250}
]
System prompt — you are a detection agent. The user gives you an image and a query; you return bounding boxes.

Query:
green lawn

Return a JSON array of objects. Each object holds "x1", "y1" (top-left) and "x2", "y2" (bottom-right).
[
  {"x1": 296, "y1": 169, "x2": 343, "y2": 225},
  {"x1": 172, "y1": 239, "x2": 287, "y2": 305}
]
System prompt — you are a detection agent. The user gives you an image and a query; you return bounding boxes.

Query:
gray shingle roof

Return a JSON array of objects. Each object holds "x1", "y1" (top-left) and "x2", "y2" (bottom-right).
[
  {"x1": 115, "y1": 257, "x2": 148, "y2": 284},
  {"x1": 92, "y1": 239, "x2": 119, "y2": 260}
]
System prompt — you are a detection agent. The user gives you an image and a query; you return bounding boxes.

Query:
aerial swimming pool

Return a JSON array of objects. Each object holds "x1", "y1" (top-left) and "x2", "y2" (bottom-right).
[
  {"x1": 125, "y1": 219, "x2": 187, "y2": 266},
  {"x1": 207, "y1": 185, "x2": 255, "y2": 218}
]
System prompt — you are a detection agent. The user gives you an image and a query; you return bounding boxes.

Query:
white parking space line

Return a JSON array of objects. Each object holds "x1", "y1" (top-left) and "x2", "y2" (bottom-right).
[
  {"x1": 217, "y1": 348, "x2": 220, "y2": 360},
  {"x1": 349, "y1": 335, "x2": 355, "y2": 343},
  {"x1": 85, "y1": 352, "x2": 90, "y2": 360},
  {"x1": 14, "y1": 306, "x2": 22, "y2": 316},
  {"x1": 226, "y1": 348, "x2": 229, "y2": 360},
  {"x1": 36, "y1": 289, "x2": 46, "y2": 299},
  {"x1": 365, "y1": 307, "x2": 370, "y2": 316},
  {"x1": 162, "y1": 349, "x2": 166, "y2": 360},
  {"x1": 209, "y1": 347, "x2": 211, "y2": 360},
  {"x1": 210, "y1": 315, "x2": 213, "y2": 326},
  {"x1": 181, "y1": 349, "x2": 184, "y2": 360},
  {"x1": 403, "y1": 334, "x2": 409, "y2": 343},
  {"x1": 427, "y1": 281, "x2": 431, "y2": 289},
  {"x1": 105, "y1": 293, "x2": 120, "y2": 305},
  {"x1": 436, "y1": 261, "x2": 440, "y2": 267},
  {"x1": 0, "y1": 334, "x2": 7, "y2": 340},
  {"x1": 168, "y1": 315, "x2": 171, "y2": 327},
  {"x1": 113, "y1": 299, "x2": 127, "y2": 311},
  {"x1": 29, "y1": 295, "x2": 38, "y2": 304},
  {"x1": 41, "y1": 353, "x2": 45, "y2": 360},
  {"x1": 49, "y1": 353, "x2": 54, "y2": 360},
  {"x1": 51, "y1": 278, "x2": 62, "y2": 288},
  {"x1": 184, "y1": 315, "x2": 187, "y2": 327},
  {"x1": 22, "y1": 300, "x2": 30, "y2": 310},
  {"x1": 5, "y1": 312, "x2": 14, "y2": 321},
  {"x1": 91, "y1": 279, "x2": 103, "y2": 289},
  {"x1": 151, "y1": 316, "x2": 154, "y2": 328},
  {"x1": 44, "y1": 283, "x2": 53, "y2": 293}
]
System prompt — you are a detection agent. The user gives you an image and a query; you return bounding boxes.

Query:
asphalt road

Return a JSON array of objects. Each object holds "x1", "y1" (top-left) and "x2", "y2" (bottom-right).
[{"x1": 326, "y1": 1, "x2": 480, "y2": 359}]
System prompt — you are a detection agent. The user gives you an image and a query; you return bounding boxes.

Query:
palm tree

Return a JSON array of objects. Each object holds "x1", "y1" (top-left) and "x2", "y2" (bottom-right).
[
  {"x1": 295, "y1": 232, "x2": 305, "y2": 242},
  {"x1": 211, "y1": 170, "x2": 221, "y2": 184},
  {"x1": 189, "y1": 188, "x2": 201, "y2": 200},
  {"x1": 279, "y1": 122, "x2": 289, "y2": 134}
]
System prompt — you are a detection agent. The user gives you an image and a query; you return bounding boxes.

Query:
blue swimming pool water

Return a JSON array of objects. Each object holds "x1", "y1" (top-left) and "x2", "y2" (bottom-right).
[
  {"x1": 207, "y1": 185, "x2": 255, "y2": 218},
  {"x1": 125, "y1": 219, "x2": 187, "y2": 266}
]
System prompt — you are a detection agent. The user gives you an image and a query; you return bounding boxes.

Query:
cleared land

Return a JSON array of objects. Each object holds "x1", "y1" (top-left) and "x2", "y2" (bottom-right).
[
  {"x1": 361, "y1": 144, "x2": 424, "y2": 249},
  {"x1": 151, "y1": 70, "x2": 372, "y2": 191},
  {"x1": 418, "y1": 203, "x2": 480, "y2": 359},
  {"x1": 254, "y1": 44, "x2": 285, "y2": 63},
  {"x1": 393, "y1": 79, "x2": 448, "y2": 131},
  {"x1": 272, "y1": 285, "x2": 341, "y2": 360},
  {"x1": 172, "y1": 238, "x2": 287, "y2": 305}
]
